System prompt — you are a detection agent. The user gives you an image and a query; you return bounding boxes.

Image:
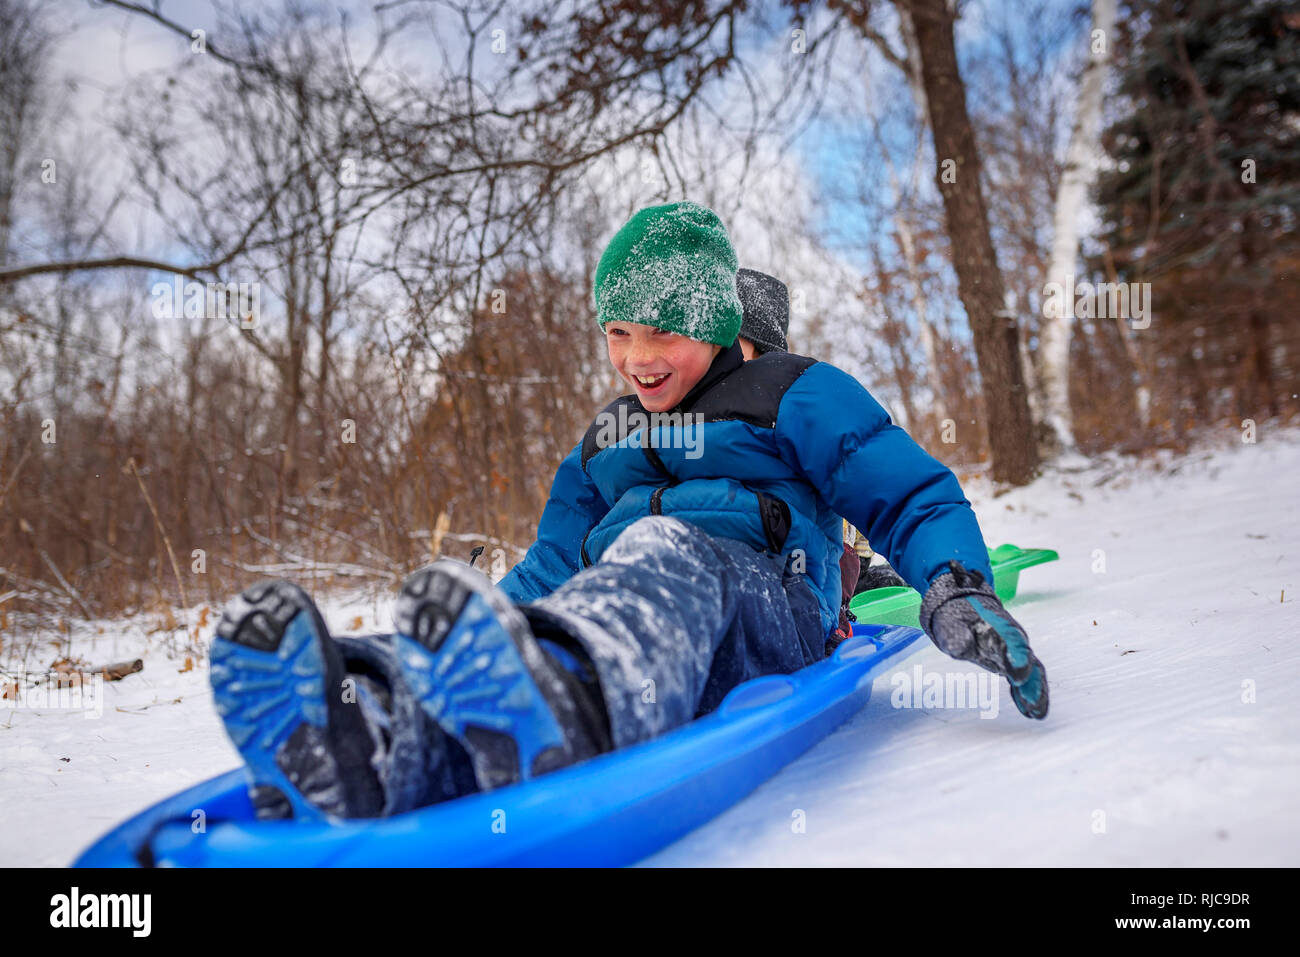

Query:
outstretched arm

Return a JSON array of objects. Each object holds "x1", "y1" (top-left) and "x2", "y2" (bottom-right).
[
  {"x1": 775, "y1": 362, "x2": 1050, "y2": 719},
  {"x1": 774, "y1": 361, "x2": 993, "y2": 592}
]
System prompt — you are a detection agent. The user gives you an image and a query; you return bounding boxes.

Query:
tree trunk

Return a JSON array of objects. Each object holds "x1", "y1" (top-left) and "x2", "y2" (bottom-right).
[
  {"x1": 1246, "y1": 310, "x2": 1277, "y2": 420},
  {"x1": 903, "y1": 0, "x2": 1037, "y2": 484},
  {"x1": 1039, "y1": 0, "x2": 1116, "y2": 455},
  {"x1": 896, "y1": 7, "x2": 947, "y2": 427}
]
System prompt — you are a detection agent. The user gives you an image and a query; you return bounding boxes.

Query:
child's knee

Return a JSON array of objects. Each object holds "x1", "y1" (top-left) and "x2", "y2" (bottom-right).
[{"x1": 602, "y1": 515, "x2": 700, "y2": 563}]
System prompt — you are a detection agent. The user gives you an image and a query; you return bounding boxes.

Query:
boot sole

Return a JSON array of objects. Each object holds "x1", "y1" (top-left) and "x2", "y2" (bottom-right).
[
  {"x1": 393, "y1": 561, "x2": 567, "y2": 791},
  {"x1": 210, "y1": 581, "x2": 349, "y2": 821}
]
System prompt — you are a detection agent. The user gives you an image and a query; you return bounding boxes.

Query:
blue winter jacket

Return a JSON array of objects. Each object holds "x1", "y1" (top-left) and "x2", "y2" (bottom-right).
[{"x1": 499, "y1": 342, "x2": 993, "y2": 638}]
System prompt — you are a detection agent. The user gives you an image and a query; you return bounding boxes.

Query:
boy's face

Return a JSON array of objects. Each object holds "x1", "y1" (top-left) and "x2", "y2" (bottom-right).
[{"x1": 605, "y1": 321, "x2": 722, "y2": 412}]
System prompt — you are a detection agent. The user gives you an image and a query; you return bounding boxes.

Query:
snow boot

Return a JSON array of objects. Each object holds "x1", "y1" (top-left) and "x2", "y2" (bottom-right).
[
  {"x1": 210, "y1": 581, "x2": 386, "y2": 821},
  {"x1": 393, "y1": 560, "x2": 609, "y2": 792},
  {"x1": 334, "y1": 633, "x2": 481, "y2": 815},
  {"x1": 854, "y1": 557, "x2": 908, "y2": 594}
]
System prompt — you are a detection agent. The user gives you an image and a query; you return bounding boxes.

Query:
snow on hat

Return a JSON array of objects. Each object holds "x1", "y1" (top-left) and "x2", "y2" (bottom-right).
[
  {"x1": 736, "y1": 268, "x2": 790, "y2": 354},
  {"x1": 593, "y1": 201, "x2": 743, "y2": 348}
]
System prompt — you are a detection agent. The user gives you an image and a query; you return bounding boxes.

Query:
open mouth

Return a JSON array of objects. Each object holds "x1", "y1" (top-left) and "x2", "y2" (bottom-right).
[{"x1": 632, "y1": 372, "x2": 671, "y2": 394}]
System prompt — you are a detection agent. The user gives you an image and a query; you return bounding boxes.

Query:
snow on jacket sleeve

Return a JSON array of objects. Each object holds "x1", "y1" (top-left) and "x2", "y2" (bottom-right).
[
  {"x1": 773, "y1": 361, "x2": 994, "y2": 592},
  {"x1": 497, "y1": 441, "x2": 610, "y2": 604}
]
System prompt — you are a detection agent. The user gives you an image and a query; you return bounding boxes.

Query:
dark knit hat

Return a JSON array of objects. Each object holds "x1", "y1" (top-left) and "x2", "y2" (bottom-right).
[
  {"x1": 593, "y1": 201, "x2": 743, "y2": 348},
  {"x1": 736, "y1": 268, "x2": 790, "y2": 354}
]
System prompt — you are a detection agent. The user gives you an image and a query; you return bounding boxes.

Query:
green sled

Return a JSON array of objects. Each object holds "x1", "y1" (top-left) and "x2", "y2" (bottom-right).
[{"x1": 847, "y1": 543, "x2": 1059, "y2": 627}]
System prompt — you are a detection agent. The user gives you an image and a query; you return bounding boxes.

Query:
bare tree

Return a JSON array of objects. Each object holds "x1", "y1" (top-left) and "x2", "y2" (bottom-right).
[
  {"x1": 894, "y1": 0, "x2": 1037, "y2": 483},
  {"x1": 0, "y1": 0, "x2": 54, "y2": 269},
  {"x1": 1039, "y1": 0, "x2": 1116, "y2": 456}
]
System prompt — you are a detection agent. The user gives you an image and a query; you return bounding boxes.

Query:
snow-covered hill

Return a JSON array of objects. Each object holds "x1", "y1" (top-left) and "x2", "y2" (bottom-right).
[{"x1": 3, "y1": 427, "x2": 1297, "y2": 867}]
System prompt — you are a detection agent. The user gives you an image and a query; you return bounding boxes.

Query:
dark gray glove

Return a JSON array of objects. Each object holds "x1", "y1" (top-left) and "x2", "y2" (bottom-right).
[{"x1": 919, "y1": 560, "x2": 1049, "y2": 719}]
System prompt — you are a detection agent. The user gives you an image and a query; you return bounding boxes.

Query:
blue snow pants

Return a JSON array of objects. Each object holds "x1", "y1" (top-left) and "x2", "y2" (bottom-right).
[{"x1": 338, "y1": 516, "x2": 828, "y2": 814}]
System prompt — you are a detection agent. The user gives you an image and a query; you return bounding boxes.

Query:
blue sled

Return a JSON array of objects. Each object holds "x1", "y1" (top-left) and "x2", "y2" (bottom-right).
[{"x1": 74, "y1": 622, "x2": 925, "y2": 867}]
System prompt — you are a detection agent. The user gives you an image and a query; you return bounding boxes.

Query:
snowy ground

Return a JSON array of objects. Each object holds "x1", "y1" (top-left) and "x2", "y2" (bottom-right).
[{"x1": 3, "y1": 427, "x2": 1297, "y2": 867}]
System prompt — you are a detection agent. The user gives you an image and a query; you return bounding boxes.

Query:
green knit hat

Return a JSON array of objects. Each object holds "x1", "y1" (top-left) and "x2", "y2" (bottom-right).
[{"x1": 593, "y1": 201, "x2": 742, "y2": 348}]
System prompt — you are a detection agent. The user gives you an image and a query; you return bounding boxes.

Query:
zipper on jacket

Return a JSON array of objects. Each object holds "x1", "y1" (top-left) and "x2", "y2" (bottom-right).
[{"x1": 642, "y1": 435, "x2": 676, "y2": 520}]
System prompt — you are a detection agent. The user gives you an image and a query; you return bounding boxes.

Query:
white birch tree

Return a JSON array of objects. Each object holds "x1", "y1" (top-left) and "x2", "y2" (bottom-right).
[{"x1": 1039, "y1": 0, "x2": 1117, "y2": 454}]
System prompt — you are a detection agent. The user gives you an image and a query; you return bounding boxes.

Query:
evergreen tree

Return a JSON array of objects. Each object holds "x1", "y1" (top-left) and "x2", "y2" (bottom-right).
[{"x1": 1094, "y1": 0, "x2": 1300, "y2": 430}]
